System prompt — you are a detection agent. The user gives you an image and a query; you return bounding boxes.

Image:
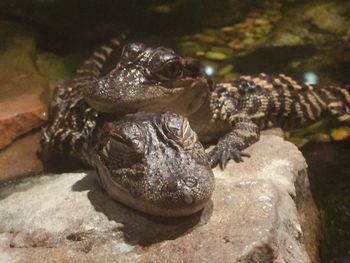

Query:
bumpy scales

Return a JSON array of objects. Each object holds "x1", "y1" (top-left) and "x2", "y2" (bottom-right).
[
  {"x1": 208, "y1": 73, "x2": 350, "y2": 168},
  {"x1": 41, "y1": 37, "x2": 125, "y2": 164},
  {"x1": 40, "y1": 37, "x2": 215, "y2": 217},
  {"x1": 81, "y1": 42, "x2": 350, "y2": 169}
]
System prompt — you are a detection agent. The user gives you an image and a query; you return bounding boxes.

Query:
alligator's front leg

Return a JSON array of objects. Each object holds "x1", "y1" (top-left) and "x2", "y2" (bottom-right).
[{"x1": 208, "y1": 117, "x2": 260, "y2": 169}]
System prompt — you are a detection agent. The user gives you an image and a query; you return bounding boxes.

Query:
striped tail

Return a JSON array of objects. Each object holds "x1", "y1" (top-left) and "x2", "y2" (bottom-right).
[
  {"x1": 41, "y1": 34, "x2": 127, "y2": 161},
  {"x1": 71, "y1": 33, "x2": 127, "y2": 87},
  {"x1": 321, "y1": 85, "x2": 350, "y2": 122}
]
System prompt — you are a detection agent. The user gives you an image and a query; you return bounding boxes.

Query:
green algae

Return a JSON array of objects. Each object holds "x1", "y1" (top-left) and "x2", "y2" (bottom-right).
[
  {"x1": 204, "y1": 51, "x2": 227, "y2": 61},
  {"x1": 0, "y1": 21, "x2": 47, "y2": 102}
]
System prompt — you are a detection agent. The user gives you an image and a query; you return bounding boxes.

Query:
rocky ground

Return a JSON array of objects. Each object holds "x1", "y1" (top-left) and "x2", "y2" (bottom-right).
[{"x1": 0, "y1": 134, "x2": 321, "y2": 263}]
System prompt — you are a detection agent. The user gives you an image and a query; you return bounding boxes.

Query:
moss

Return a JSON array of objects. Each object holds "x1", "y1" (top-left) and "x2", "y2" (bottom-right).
[
  {"x1": 204, "y1": 51, "x2": 227, "y2": 61},
  {"x1": 331, "y1": 127, "x2": 350, "y2": 141},
  {"x1": 36, "y1": 52, "x2": 76, "y2": 84},
  {"x1": 0, "y1": 21, "x2": 48, "y2": 102},
  {"x1": 217, "y1": 64, "x2": 234, "y2": 76},
  {"x1": 305, "y1": 2, "x2": 350, "y2": 36}
]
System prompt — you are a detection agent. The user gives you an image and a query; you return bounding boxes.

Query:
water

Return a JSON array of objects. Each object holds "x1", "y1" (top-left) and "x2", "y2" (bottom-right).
[{"x1": 302, "y1": 141, "x2": 350, "y2": 262}]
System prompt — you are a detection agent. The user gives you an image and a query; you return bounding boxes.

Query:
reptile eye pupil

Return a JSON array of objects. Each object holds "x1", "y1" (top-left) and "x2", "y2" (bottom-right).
[{"x1": 163, "y1": 61, "x2": 182, "y2": 78}]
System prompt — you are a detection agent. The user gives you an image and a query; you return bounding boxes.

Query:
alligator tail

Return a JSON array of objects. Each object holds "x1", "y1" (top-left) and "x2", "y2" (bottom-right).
[
  {"x1": 321, "y1": 85, "x2": 350, "y2": 122},
  {"x1": 73, "y1": 33, "x2": 127, "y2": 83}
]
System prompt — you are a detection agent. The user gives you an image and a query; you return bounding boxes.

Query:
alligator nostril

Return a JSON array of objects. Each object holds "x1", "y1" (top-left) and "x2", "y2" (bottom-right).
[
  {"x1": 167, "y1": 178, "x2": 178, "y2": 192},
  {"x1": 184, "y1": 176, "x2": 198, "y2": 188}
]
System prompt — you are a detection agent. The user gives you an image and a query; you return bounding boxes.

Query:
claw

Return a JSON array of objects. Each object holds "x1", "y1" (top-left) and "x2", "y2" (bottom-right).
[
  {"x1": 208, "y1": 146, "x2": 250, "y2": 169},
  {"x1": 40, "y1": 127, "x2": 50, "y2": 144},
  {"x1": 208, "y1": 147, "x2": 220, "y2": 168},
  {"x1": 219, "y1": 151, "x2": 230, "y2": 169},
  {"x1": 219, "y1": 159, "x2": 227, "y2": 170}
]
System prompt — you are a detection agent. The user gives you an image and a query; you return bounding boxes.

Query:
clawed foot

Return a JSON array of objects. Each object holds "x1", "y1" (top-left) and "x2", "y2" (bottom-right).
[
  {"x1": 38, "y1": 127, "x2": 54, "y2": 161},
  {"x1": 208, "y1": 145, "x2": 250, "y2": 169}
]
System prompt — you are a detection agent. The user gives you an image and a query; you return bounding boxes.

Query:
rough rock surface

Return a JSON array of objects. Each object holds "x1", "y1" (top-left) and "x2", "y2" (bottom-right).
[
  {"x1": 0, "y1": 132, "x2": 43, "y2": 182},
  {"x1": 0, "y1": 20, "x2": 48, "y2": 150},
  {"x1": 0, "y1": 21, "x2": 47, "y2": 181},
  {"x1": 0, "y1": 94, "x2": 46, "y2": 150},
  {"x1": 0, "y1": 135, "x2": 320, "y2": 263}
]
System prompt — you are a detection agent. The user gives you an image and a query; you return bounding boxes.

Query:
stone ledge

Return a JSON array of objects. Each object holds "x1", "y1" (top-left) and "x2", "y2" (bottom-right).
[
  {"x1": 0, "y1": 134, "x2": 320, "y2": 263},
  {"x1": 0, "y1": 94, "x2": 47, "y2": 150},
  {"x1": 0, "y1": 131, "x2": 43, "y2": 182}
]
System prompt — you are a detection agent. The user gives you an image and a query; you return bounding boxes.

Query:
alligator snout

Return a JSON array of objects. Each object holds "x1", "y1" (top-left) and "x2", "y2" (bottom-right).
[{"x1": 183, "y1": 189, "x2": 195, "y2": 205}]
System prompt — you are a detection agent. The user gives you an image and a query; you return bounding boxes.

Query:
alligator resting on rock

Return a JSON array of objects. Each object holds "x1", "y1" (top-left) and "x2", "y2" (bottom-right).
[{"x1": 40, "y1": 38, "x2": 214, "y2": 217}]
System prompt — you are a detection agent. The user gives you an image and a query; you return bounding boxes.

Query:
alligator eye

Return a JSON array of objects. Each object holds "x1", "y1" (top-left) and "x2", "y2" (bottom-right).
[
  {"x1": 182, "y1": 120, "x2": 193, "y2": 140},
  {"x1": 164, "y1": 119, "x2": 184, "y2": 140},
  {"x1": 163, "y1": 116, "x2": 196, "y2": 148},
  {"x1": 164, "y1": 123, "x2": 181, "y2": 140},
  {"x1": 109, "y1": 136, "x2": 136, "y2": 154},
  {"x1": 161, "y1": 60, "x2": 183, "y2": 79},
  {"x1": 101, "y1": 124, "x2": 139, "y2": 156},
  {"x1": 119, "y1": 42, "x2": 145, "y2": 67}
]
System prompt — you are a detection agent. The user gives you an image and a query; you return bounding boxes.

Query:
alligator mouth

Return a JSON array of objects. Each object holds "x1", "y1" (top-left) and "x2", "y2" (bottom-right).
[
  {"x1": 84, "y1": 74, "x2": 209, "y2": 115},
  {"x1": 85, "y1": 88, "x2": 184, "y2": 115},
  {"x1": 95, "y1": 159, "x2": 211, "y2": 217},
  {"x1": 118, "y1": 193, "x2": 210, "y2": 217},
  {"x1": 94, "y1": 149, "x2": 213, "y2": 217}
]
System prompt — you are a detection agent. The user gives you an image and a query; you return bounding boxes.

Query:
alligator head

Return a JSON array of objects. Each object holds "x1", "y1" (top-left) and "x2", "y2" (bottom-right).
[
  {"x1": 84, "y1": 43, "x2": 210, "y2": 116},
  {"x1": 93, "y1": 112, "x2": 215, "y2": 217}
]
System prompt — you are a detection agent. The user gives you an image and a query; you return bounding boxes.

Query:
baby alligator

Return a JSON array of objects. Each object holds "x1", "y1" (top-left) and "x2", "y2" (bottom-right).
[
  {"x1": 40, "y1": 39, "x2": 214, "y2": 217},
  {"x1": 83, "y1": 42, "x2": 350, "y2": 168},
  {"x1": 94, "y1": 112, "x2": 214, "y2": 217}
]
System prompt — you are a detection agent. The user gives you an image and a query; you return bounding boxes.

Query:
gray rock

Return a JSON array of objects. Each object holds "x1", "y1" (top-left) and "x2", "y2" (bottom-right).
[{"x1": 0, "y1": 134, "x2": 320, "y2": 263}]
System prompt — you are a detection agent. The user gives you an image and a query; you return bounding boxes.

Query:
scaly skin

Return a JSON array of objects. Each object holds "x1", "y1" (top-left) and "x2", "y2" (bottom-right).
[
  {"x1": 83, "y1": 43, "x2": 350, "y2": 169},
  {"x1": 40, "y1": 37, "x2": 126, "y2": 164},
  {"x1": 94, "y1": 112, "x2": 214, "y2": 217},
  {"x1": 83, "y1": 42, "x2": 209, "y2": 116},
  {"x1": 40, "y1": 38, "x2": 214, "y2": 217}
]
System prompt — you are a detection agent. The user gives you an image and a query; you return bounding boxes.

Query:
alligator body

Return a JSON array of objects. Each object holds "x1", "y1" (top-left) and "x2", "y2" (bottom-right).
[
  {"x1": 83, "y1": 43, "x2": 350, "y2": 168},
  {"x1": 41, "y1": 39, "x2": 214, "y2": 217}
]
